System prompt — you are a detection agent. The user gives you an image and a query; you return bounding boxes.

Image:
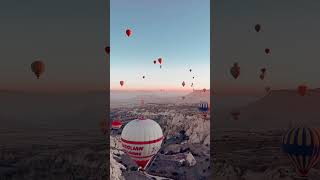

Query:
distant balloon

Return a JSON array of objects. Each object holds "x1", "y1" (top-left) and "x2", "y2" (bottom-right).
[
  {"x1": 282, "y1": 127, "x2": 320, "y2": 177},
  {"x1": 105, "y1": 46, "x2": 110, "y2": 55},
  {"x1": 142, "y1": 76, "x2": 145, "y2": 79},
  {"x1": 153, "y1": 60, "x2": 156, "y2": 64},
  {"x1": 230, "y1": 62, "x2": 240, "y2": 79},
  {"x1": 120, "y1": 81, "x2": 124, "y2": 87},
  {"x1": 31, "y1": 61, "x2": 45, "y2": 79},
  {"x1": 203, "y1": 88, "x2": 206, "y2": 93},
  {"x1": 189, "y1": 69, "x2": 192, "y2": 72},
  {"x1": 126, "y1": 29, "x2": 132, "y2": 37},
  {"x1": 254, "y1": 24, "x2": 261, "y2": 32},
  {"x1": 182, "y1": 81, "x2": 186, "y2": 87},
  {"x1": 158, "y1": 58, "x2": 162, "y2": 64},
  {"x1": 121, "y1": 118, "x2": 164, "y2": 170},
  {"x1": 265, "y1": 48, "x2": 271, "y2": 54},
  {"x1": 198, "y1": 101, "x2": 209, "y2": 112},
  {"x1": 193, "y1": 77, "x2": 195, "y2": 79},
  {"x1": 298, "y1": 85, "x2": 307, "y2": 96},
  {"x1": 265, "y1": 87, "x2": 271, "y2": 93},
  {"x1": 198, "y1": 101, "x2": 209, "y2": 119},
  {"x1": 191, "y1": 83, "x2": 193, "y2": 87},
  {"x1": 231, "y1": 111, "x2": 240, "y2": 120},
  {"x1": 259, "y1": 68, "x2": 266, "y2": 80},
  {"x1": 112, "y1": 120, "x2": 122, "y2": 130}
]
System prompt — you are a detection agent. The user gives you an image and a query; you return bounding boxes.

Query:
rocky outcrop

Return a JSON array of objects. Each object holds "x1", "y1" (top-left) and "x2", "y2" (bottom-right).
[
  {"x1": 110, "y1": 136, "x2": 125, "y2": 180},
  {"x1": 163, "y1": 114, "x2": 210, "y2": 145}
]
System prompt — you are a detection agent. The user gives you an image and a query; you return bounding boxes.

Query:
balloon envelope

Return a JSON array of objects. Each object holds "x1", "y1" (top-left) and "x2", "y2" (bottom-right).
[
  {"x1": 231, "y1": 111, "x2": 240, "y2": 120},
  {"x1": 265, "y1": 48, "x2": 271, "y2": 54},
  {"x1": 31, "y1": 61, "x2": 45, "y2": 79},
  {"x1": 105, "y1": 46, "x2": 110, "y2": 54},
  {"x1": 112, "y1": 120, "x2": 122, "y2": 129},
  {"x1": 298, "y1": 85, "x2": 307, "y2": 96},
  {"x1": 282, "y1": 127, "x2": 320, "y2": 177},
  {"x1": 254, "y1": 24, "x2": 261, "y2": 32},
  {"x1": 126, "y1": 29, "x2": 132, "y2": 37},
  {"x1": 198, "y1": 101, "x2": 209, "y2": 112},
  {"x1": 121, "y1": 119, "x2": 164, "y2": 170},
  {"x1": 230, "y1": 63, "x2": 240, "y2": 79}
]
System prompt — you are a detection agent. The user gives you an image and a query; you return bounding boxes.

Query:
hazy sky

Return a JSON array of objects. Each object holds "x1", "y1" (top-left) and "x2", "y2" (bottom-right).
[
  {"x1": 110, "y1": 0, "x2": 210, "y2": 91},
  {"x1": 213, "y1": 0, "x2": 320, "y2": 96},
  {"x1": 0, "y1": 0, "x2": 107, "y2": 92}
]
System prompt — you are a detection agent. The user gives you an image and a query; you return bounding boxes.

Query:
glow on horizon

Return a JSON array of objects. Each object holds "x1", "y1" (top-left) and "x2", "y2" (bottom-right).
[{"x1": 110, "y1": 62, "x2": 209, "y2": 90}]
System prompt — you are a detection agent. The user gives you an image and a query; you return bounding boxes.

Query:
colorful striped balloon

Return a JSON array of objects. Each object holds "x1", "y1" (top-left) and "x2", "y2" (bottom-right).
[
  {"x1": 198, "y1": 101, "x2": 209, "y2": 112},
  {"x1": 198, "y1": 101, "x2": 209, "y2": 119},
  {"x1": 282, "y1": 127, "x2": 320, "y2": 177}
]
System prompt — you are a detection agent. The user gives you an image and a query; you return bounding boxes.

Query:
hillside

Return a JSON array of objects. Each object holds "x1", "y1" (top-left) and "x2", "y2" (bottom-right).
[{"x1": 215, "y1": 88, "x2": 320, "y2": 129}]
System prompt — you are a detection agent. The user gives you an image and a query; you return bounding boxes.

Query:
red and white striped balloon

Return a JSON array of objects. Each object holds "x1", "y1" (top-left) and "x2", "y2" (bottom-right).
[
  {"x1": 121, "y1": 118, "x2": 163, "y2": 170},
  {"x1": 111, "y1": 120, "x2": 122, "y2": 129}
]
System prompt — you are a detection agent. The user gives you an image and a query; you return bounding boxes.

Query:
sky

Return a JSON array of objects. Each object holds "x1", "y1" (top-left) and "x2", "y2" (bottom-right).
[
  {"x1": 110, "y1": 0, "x2": 210, "y2": 91},
  {"x1": 0, "y1": 0, "x2": 107, "y2": 92},
  {"x1": 213, "y1": 0, "x2": 320, "y2": 96}
]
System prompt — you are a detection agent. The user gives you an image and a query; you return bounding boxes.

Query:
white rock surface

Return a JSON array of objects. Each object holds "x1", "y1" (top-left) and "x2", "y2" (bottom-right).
[
  {"x1": 164, "y1": 114, "x2": 210, "y2": 145},
  {"x1": 185, "y1": 152, "x2": 196, "y2": 166},
  {"x1": 110, "y1": 136, "x2": 125, "y2": 180}
]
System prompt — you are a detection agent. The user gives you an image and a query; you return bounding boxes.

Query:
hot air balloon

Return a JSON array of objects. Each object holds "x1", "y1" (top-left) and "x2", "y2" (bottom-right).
[
  {"x1": 126, "y1": 29, "x2": 132, "y2": 37},
  {"x1": 298, "y1": 85, "x2": 307, "y2": 96},
  {"x1": 153, "y1": 60, "x2": 156, "y2": 64},
  {"x1": 191, "y1": 83, "x2": 194, "y2": 87},
  {"x1": 261, "y1": 68, "x2": 266, "y2": 74},
  {"x1": 121, "y1": 118, "x2": 164, "y2": 170},
  {"x1": 231, "y1": 111, "x2": 240, "y2": 120},
  {"x1": 198, "y1": 101, "x2": 209, "y2": 118},
  {"x1": 203, "y1": 88, "x2": 206, "y2": 93},
  {"x1": 193, "y1": 77, "x2": 195, "y2": 79},
  {"x1": 31, "y1": 61, "x2": 45, "y2": 79},
  {"x1": 254, "y1": 24, "x2": 261, "y2": 32},
  {"x1": 112, "y1": 120, "x2": 122, "y2": 130},
  {"x1": 142, "y1": 76, "x2": 145, "y2": 79},
  {"x1": 282, "y1": 127, "x2": 320, "y2": 177},
  {"x1": 265, "y1": 87, "x2": 271, "y2": 93},
  {"x1": 105, "y1": 46, "x2": 110, "y2": 55},
  {"x1": 158, "y1": 58, "x2": 162, "y2": 69},
  {"x1": 189, "y1": 69, "x2": 192, "y2": 72},
  {"x1": 182, "y1": 81, "x2": 186, "y2": 87},
  {"x1": 259, "y1": 74, "x2": 265, "y2": 80},
  {"x1": 265, "y1": 48, "x2": 271, "y2": 55},
  {"x1": 230, "y1": 62, "x2": 240, "y2": 79},
  {"x1": 120, "y1": 81, "x2": 124, "y2": 87}
]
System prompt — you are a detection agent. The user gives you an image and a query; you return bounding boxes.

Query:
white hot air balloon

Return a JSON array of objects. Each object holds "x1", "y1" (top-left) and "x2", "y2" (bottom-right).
[{"x1": 121, "y1": 118, "x2": 164, "y2": 170}]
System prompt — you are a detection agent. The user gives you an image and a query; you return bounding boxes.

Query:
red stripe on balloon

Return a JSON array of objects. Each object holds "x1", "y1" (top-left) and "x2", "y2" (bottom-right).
[{"x1": 121, "y1": 136, "x2": 164, "y2": 145}]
